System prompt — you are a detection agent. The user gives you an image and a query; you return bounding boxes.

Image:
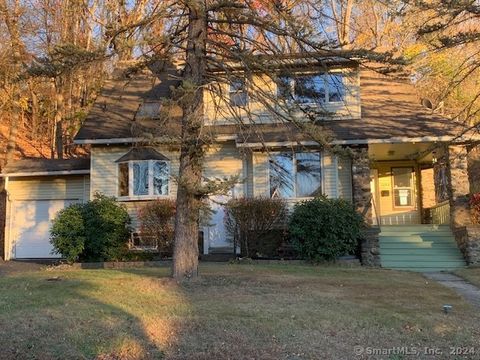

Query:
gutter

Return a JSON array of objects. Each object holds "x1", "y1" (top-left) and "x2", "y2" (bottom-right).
[
  {"x1": 74, "y1": 134, "x2": 480, "y2": 147},
  {"x1": 236, "y1": 135, "x2": 480, "y2": 148},
  {"x1": 0, "y1": 169, "x2": 90, "y2": 178},
  {"x1": 74, "y1": 135, "x2": 237, "y2": 145}
]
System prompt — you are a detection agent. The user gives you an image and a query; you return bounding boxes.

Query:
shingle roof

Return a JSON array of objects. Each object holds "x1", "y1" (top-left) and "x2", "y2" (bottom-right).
[
  {"x1": 74, "y1": 63, "x2": 468, "y2": 144},
  {"x1": 2, "y1": 158, "x2": 90, "y2": 176},
  {"x1": 74, "y1": 61, "x2": 182, "y2": 142},
  {"x1": 115, "y1": 147, "x2": 170, "y2": 162},
  {"x1": 223, "y1": 70, "x2": 469, "y2": 144}
]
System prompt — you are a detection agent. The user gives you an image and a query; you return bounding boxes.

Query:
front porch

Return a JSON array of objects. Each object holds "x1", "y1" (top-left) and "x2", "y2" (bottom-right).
[
  {"x1": 354, "y1": 142, "x2": 480, "y2": 270},
  {"x1": 368, "y1": 142, "x2": 450, "y2": 226}
]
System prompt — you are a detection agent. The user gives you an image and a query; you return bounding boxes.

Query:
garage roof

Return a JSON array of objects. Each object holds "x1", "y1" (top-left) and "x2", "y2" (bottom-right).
[{"x1": 1, "y1": 158, "x2": 90, "y2": 177}]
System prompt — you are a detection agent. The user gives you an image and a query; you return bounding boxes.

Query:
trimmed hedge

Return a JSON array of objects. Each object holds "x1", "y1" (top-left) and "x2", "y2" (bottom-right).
[{"x1": 289, "y1": 196, "x2": 364, "y2": 261}]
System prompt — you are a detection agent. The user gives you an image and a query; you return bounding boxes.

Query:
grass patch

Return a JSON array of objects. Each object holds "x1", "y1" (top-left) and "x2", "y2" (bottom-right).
[
  {"x1": 0, "y1": 263, "x2": 478, "y2": 359},
  {"x1": 455, "y1": 267, "x2": 480, "y2": 287}
]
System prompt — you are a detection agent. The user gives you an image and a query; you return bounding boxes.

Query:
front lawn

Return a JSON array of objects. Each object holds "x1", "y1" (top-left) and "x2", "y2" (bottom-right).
[
  {"x1": 456, "y1": 267, "x2": 480, "y2": 288},
  {"x1": 0, "y1": 263, "x2": 479, "y2": 359}
]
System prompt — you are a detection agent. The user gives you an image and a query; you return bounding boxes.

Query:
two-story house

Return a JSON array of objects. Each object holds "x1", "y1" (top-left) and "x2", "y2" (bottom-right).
[{"x1": 3, "y1": 56, "x2": 479, "y2": 271}]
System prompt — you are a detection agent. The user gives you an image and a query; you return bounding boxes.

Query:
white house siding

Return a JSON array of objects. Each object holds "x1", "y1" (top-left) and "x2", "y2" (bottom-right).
[
  {"x1": 338, "y1": 156, "x2": 353, "y2": 201},
  {"x1": 90, "y1": 142, "x2": 244, "y2": 231},
  {"x1": 90, "y1": 145, "x2": 180, "y2": 230},
  {"x1": 4, "y1": 175, "x2": 90, "y2": 260},
  {"x1": 7, "y1": 176, "x2": 89, "y2": 201},
  {"x1": 204, "y1": 69, "x2": 361, "y2": 125},
  {"x1": 252, "y1": 152, "x2": 269, "y2": 197}
]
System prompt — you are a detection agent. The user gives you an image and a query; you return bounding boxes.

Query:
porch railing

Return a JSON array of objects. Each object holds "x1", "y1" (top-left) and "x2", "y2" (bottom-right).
[{"x1": 430, "y1": 200, "x2": 450, "y2": 225}]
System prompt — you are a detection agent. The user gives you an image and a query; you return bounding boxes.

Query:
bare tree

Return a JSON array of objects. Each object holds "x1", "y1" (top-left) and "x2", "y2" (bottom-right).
[{"x1": 0, "y1": 0, "x2": 27, "y2": 165}]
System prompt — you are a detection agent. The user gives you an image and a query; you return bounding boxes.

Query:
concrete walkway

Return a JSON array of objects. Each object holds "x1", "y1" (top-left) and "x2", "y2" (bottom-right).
[{"x1": 424, "y1": 272, "x2": 480, "y2": 308}]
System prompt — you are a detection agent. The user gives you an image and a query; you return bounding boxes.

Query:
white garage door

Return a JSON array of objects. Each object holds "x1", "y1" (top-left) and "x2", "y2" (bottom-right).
[{"x1": 12, "y1": 199, "x2": 78, "y2": 259}]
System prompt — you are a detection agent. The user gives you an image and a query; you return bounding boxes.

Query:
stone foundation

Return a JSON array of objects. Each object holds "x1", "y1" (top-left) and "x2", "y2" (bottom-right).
[
  {"x1": 360, "y1": 227, "x2": 381, "y2": 267},
  {"x1": 454, "y1": 226, "x2": 480, "y2": 265}
]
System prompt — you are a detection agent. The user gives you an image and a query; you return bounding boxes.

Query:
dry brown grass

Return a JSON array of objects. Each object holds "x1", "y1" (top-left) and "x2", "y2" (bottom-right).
[
  {"x1": 0, "y1": 263, "x2": 479, "y2": 359},
  {"x1": 456, "y1": 267, "x2": 480, "y2": 287}
]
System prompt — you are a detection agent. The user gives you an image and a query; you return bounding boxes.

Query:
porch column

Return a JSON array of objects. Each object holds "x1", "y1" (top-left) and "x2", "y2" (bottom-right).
[
  {"x1": 447, "y1": 145, "x2": 471, "y2": 228},
  {"x1": 351, "y1": 146, "x2": 380, "y2": 267},
  {"x1": 351, "y1": 146, "x2": 373, "y2": 225},
  {"x1": 448, "y1": 144, "x2": 480, "y2": 265}
]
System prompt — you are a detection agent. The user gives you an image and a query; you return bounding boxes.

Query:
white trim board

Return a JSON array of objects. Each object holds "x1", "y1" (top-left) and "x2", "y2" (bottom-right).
[
  {"x1": 0, "y1": 170, "x2": 90, "y2": 178},
  {"x1": 74, "y1": 134, "x2": 480, "y2": 146},
  {"x1": 74, "y1": 135, "x2": 237, "y2": 145},
  {"x1": 235, "y1": 135, "x2": 480, "y2": 148}
]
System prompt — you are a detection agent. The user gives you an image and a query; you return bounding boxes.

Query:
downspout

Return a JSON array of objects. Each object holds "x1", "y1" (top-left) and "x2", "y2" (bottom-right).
[{"x1": 2, "y1": 176, "x2": 10, "y2": 260}]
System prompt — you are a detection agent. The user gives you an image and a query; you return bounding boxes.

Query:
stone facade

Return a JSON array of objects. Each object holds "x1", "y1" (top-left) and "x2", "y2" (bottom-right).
[
  {"x1": 360, "y1": 227, "x2": 381, "y2": 266},
  {"x1": 467, "y1": 144, "x2": 480, "y2": 194},
  {"x1": 454, "y1": 226, "x2": 480, "y2": 265},
  {"x1": 350, "y1": 146, "x2": 380, "y2": 266},
  {"x1": 446, "y1": 144, "x2": 480, "y2": 264},
  {"x1": 447, "y1": 145, "x2": 471, "y2": 228},
  {"x1": 351, "y1": 146, "x2": 373, "y2": 225}
]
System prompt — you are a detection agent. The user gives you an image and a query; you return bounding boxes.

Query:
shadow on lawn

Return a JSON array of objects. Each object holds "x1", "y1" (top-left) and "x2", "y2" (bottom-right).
[{"x1": 0, "y1": 271, "x2": 178, "y2": 359}]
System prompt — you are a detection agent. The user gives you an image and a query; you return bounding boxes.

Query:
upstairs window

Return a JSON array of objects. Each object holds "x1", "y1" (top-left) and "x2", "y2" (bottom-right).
[
  {"x1": 229, "y1": 78, "x2": 248, "y2": 107},
  {"x1": 116, "y1": 147, "x2": 170, "y2": 198},
  {"x1": 277, "y1": 73, "x2": 345, "y2": 104},
  {"x1": 269, "y1": 152, "x2": 322, "y2": 198}
]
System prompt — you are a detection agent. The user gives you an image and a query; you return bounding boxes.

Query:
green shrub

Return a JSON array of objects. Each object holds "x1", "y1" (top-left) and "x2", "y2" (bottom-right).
[
  {"x1": 289, "y1": 196, "x2": 364, "y2": 261},
  {"x1": 224, "y1": 197, "x2": 287, "y2": 257},
  {"x1": 138, "y1": 199, "x2": 176, "y2": 254},
  {"x1": 50, "y1": 204, "x2": 86, "y2": 263},
  {"x1": 50, "y1": 194, "x2": 131, "y2": 262}
]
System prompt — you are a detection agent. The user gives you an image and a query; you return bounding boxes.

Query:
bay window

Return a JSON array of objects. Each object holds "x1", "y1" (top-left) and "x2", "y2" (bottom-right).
[
  {"x1": 269, "y1": 152, "x2": 322, "y2": 198},
  {"x1": 116, "y1": 147, "x2": 170, "y2": 198}
]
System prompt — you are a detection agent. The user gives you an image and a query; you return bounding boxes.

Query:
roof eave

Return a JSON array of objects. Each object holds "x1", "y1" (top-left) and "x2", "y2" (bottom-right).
[{"x1": 1, "y1": 169, "x2": 90, "y2": 178}]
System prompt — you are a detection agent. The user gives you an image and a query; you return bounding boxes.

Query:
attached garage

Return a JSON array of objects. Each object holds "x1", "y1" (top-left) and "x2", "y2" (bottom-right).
[{"x1": 1, "y1": 159, "x2": 90, "y2": 260}]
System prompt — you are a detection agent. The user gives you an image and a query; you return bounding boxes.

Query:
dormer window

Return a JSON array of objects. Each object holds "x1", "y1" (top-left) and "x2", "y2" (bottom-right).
[
  {"x1": 277, "y1": 73, "x2": 345, "y2": 104},
  {"x1": 136, "y1": 101, "x2": 161, "y2": 119},
  {"x1": 116, "y1": 147, "x2": 170, "y2": 198},
  {"x1": 229, "y1": 78, "x2": 248, "y2": 107}
]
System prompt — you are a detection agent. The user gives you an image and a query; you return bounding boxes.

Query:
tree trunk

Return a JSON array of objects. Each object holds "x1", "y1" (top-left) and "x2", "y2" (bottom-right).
[
  {"x1": 5, "y1": 108, "x2": 19, "y2": 165},
  {"x1": 172, "y1": 1, "x2": 207, "y2": 280},
  {"x1": 54, "y1": 78, "x2": 64, "y2": 159},
  {"x1": 29, "y1": 82, "x2": 39, "y2": 140}
]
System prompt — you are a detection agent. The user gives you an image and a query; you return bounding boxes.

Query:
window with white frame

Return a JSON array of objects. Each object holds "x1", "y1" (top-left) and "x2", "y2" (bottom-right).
[
  {"x1": 229, "y1": 78, "x2": 248, "y2": 107},
  {"x1": 277, "y1": 73, "x2": 345, "y2": 104},
  {"x1": 118, "y1": 160, "x2": 169, "y2": 198},
  {"x1": 269, "y1": 152, "x2": 322, "y2": 198}
]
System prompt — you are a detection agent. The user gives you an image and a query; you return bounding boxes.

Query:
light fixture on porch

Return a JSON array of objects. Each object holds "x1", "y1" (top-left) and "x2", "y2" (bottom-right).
[{"x1": 432, "y1": 151, "x2": 437, "y2": 165}]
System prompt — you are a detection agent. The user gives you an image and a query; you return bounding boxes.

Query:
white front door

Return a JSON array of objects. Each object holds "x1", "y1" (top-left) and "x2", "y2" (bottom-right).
[
  {"x1": 12, "y1": 199, "x2": 77, "y2": 259},
  {"x1": 205, "y1": 192, "x2": 233, "y2": 253}
]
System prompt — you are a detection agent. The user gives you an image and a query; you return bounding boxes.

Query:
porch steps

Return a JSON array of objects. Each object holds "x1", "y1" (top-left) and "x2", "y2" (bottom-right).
[{"x1": 379, "y1": 225, "x2": 466, "y2": 272}]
